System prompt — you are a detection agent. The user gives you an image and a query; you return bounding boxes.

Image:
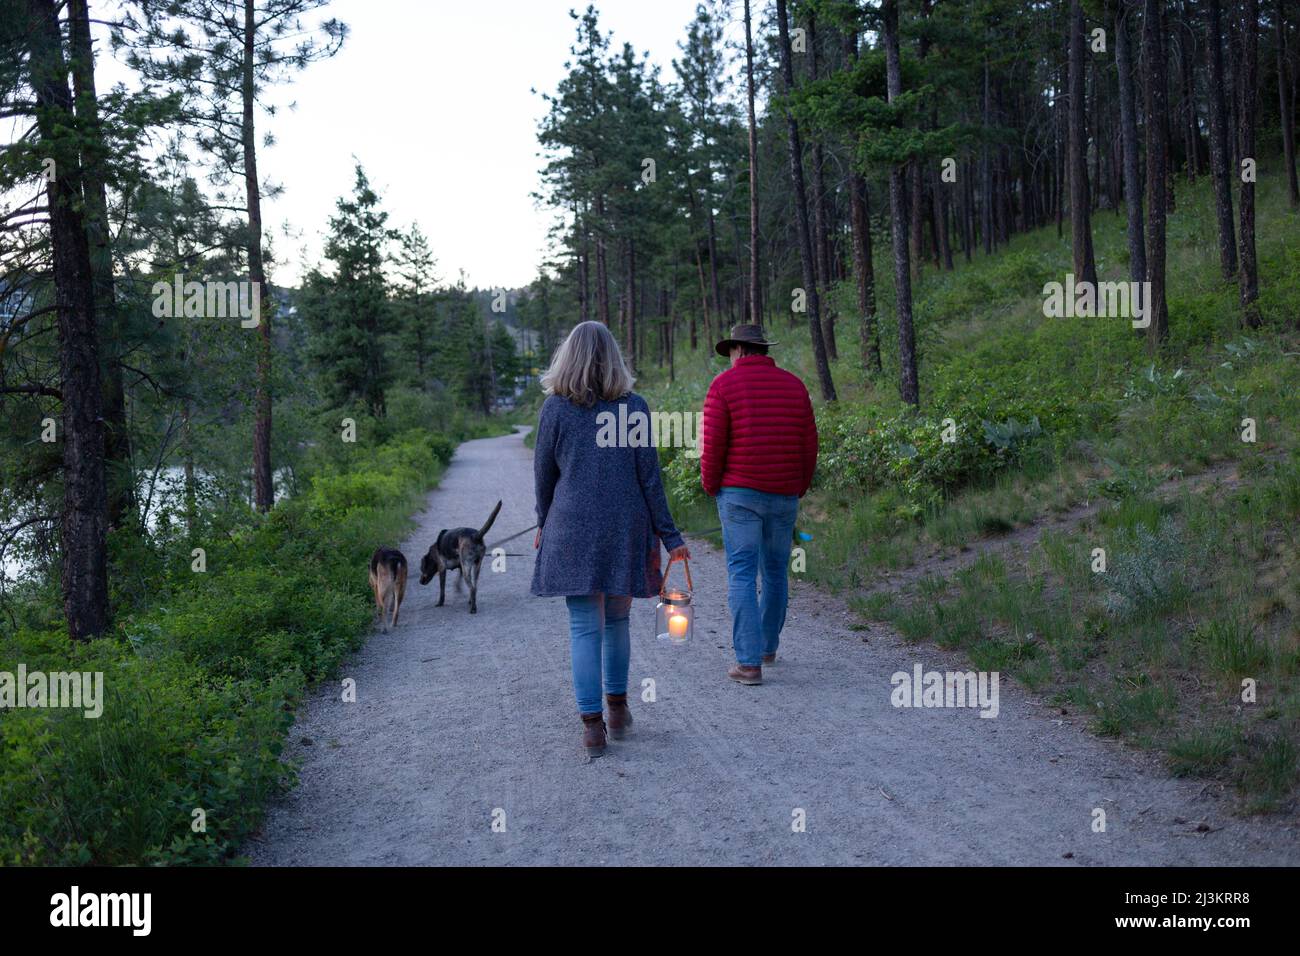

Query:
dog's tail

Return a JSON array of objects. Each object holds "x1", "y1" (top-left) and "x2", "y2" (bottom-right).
[
  {"x1": 479, "y1": 499, "x2": 503, "y2": 539},
  {"x1": 371, "y1": 548, "x2": 407, "y2": 579}
]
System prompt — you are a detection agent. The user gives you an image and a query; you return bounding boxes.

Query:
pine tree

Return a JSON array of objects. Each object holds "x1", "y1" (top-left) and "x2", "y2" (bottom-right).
[
  {"x1": 776, "y1": 0, "x2": 837, "y2": 402},
  {"x1": 118, "y1": 0, "x2": 347, "y2": 511},
  {"x1": 301, "y1": 165, "x2": 394, "y2": 417}
]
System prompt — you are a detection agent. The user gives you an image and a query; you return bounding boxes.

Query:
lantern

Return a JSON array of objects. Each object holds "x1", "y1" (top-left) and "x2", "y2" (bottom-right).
[{"x1": 655, "y1": 556, "x2": 694, "y2": 644}]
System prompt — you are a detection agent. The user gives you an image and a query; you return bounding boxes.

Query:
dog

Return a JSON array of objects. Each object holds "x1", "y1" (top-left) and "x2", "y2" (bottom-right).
[
  {"x1": 368, "y1": 548, "x2": 408, "y2": 632},
  {"x1": 419, "y1": 500, "x2": 502, "y2": 614}
]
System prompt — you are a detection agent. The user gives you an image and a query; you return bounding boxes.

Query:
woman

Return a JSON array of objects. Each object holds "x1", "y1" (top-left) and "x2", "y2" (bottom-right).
[{"x1": 531, "y1": 321, "x2": 689, "y2": 758}]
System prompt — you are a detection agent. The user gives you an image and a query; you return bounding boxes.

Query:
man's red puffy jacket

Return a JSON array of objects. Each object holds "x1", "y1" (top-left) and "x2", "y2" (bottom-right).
[{"x1": 699, "y1": 355, "x2": 818, "y2": 498}]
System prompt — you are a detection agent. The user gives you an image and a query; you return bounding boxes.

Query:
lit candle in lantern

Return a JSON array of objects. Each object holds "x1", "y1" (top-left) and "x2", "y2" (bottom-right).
[{"x1": 668, "y1": 613, "x2": 688, "y2": 640}]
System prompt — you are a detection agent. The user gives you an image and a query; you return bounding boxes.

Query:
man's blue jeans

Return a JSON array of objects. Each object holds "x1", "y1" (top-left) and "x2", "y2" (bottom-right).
[
  {"x1": 565, "y1": 594, "x2": 633, "y2": 715},
  {"x1": 716, "y1": 486, "x2": 799, "y2": 667}
]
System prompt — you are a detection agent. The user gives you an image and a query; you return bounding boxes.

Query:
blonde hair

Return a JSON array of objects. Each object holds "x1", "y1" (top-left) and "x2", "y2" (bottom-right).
[{"x1": 540, "y1": 320, "x2": 635, "y2": 406}]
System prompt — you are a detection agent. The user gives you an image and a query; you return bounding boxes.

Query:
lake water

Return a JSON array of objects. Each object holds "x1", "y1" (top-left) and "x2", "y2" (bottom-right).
[{"x1": 3, "y1": 466, "x2": 290, "y2": 583}]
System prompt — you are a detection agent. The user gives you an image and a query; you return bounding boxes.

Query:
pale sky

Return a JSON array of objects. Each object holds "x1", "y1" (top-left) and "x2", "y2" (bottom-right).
[{"x1": 102, "y1": 0, "x2": 729, "y2": 290}]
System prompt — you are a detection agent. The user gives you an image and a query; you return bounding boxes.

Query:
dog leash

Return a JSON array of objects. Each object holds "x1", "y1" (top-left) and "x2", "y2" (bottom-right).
[{"x1": 486, "y1": 524, "x2": 538, "y2": 551}]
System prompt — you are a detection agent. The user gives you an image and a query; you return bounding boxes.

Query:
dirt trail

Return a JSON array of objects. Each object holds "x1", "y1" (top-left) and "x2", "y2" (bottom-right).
[{"x1": 245, "y1": 428, "x2": 1298, "y2": 866}]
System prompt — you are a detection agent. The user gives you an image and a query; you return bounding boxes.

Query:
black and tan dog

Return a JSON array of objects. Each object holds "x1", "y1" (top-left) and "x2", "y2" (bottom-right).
[
  {"x1": 368, "y1": 548, "x2": 408, "y2": 632},
  {"x1": 419, "y1": 500, "x2": 502, "y2": 614}
]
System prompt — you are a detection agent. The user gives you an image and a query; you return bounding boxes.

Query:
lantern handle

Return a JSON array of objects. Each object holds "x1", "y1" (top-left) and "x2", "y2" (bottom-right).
[{"x1": 661, "y1": 553, "x2": 693, "y2": 597}]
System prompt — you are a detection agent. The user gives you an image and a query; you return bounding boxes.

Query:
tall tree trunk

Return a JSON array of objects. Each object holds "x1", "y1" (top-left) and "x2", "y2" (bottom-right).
[
  {"x1": 1181, "y1": 5, "x2": 1199, "y2": 184},
  {"x1": 686, "y1": 182, "x2": 710, "y2": 342},
  {"x1": 936, "y1": 171, "x2": 953, "y2": 270},
  {"x1": 1055, "y1": 63, "x2": 1065, "y2": 239},
  {"x1": 27, "y1": 0, "x2": 109, "y2": 639},
  {"x1": 1237, "y1": 0, "x2": 1262, "y2": 326},
  {"x1": 775, "y1": 0, "x2": 836, "y2": 401},
  {"x1": 1206, "y1": 0, "x2": 1239, "y2": 277},
  {"x1": 1115, "y1": 5, "x2": 1147, "y2": 286},
  {"x1": 808, "y1": 13, "x2": 837, "y2": 360},
  {"x1": 909, "y1": 162, "x2": 924, "y2": 274},
  {"x1": 1068, "y1": 0, "x2": 1099, "y2": 287},
  {"x1": 983, "y1": 60, "x2": 995, "y2": 252},
  {"x1": 575, "y1": 201, "x2": 590, "y2": 324},
  {"x1": 243, "y1": 0, "x2": 273, "y2": 511},
  {"x1": 882, "y1": 0, "x2": 919, "y2": 406},
  {"x1": 595, "y1": 195, "x2": 610, "y2": 326},
  {"x1": 964, "y1": 157, "x2": 976, "y2": 261},
  {"x1": 625, "y1": 238, "x2": 637, "y2": 371},
  {"x1": 844, "y1": 30, "x2": 880, "y2": 377},
  {"x1": 1143, "y1": 0, "x2": 1171, "y2": 345},
  {"x1": 68, "y1": 0, "x2": 133, "y2": 532},
  {"x1": 1228, "y1": 5, "x2": 1242, "y2": 170},
  {"x1": 693, "y1": 243, "x2": 707, "y2": 348},
  {"x1": 743, "y1": 0, "x2": 762, "y2": 325},
  {"x1": 1278, "y1": 0, "x2": 1300, "y2": 205},
  {"x1": 849, "y1": 171, "x2": 880, "y2": 377},
  {"x1": 706, "y1": 206, "x2": 723, "y2": 335}
]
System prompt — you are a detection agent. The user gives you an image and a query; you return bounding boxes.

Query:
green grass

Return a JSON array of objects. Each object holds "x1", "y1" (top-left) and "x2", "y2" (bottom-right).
[{"x1": 634, "y1": 162, "x2": 1300, "y2": 811}]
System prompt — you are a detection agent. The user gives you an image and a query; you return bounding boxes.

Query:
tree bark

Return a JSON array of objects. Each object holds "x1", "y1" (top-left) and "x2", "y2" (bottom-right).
[
  {"x1": 1206, "y1": 0, "x2": 1239, "y2": 277},
  {"x1": 1237, "y1": 0, "x2": 1261, "y2": 326},
  {"x1": 1181, "y1": 4, "x2": 1199, "y2": 184},
  {"x1": 243, "y1": 0, "x2": 273, "y2": 511},
  {"x1": 595, "y1": 195, "x2": 610, "y2": 326},
  {"x1": 625, "y1": 238, "x2": 637, "y2": 371},
  {"x1": 743, "y1": 0, "x2": 762, "y2": 325},
  {"x1": 844, "y1": 29, "x2": 880, "y2": 377},
  {"x1": 984, "y1": 60, "x2": 995, "y2": 252},
  {"x1": 808, "y1": 14, "x2": 837, "y2": 360},
  {"x1": 1115, "y1": 5, "x2": 1146, "y2": 287},
  {"x1": 1143, "y1": 0, "x2": 1171, "y2": 345},
  {"x1": 27, "y1": 0, "x2": 110, "y2": 639},
  {"x1": 883, "y1": 0, "x2": 919, "y2": 406},
  {"x1": 1068, "y1": 0, "x2": 1099, "y2": 288},
  {"x1": 705, "y1": 205, "x2": 723, "y2": 335},
  {"x1": 1278, "y1": 0, "x2": 1300, "y2": 205},
  {"x1": 1055, "y1": 62, "x2": 1065, "y2": 239},
  {"x1": 910, "y1": 162, "x2": 925, "y2": 274},
  {"x1": 68, "y1": 0, "x2": 134, "y2": 532},
  {"x1": 775, "y1": 0, "x2": 835, "y2": 401}
]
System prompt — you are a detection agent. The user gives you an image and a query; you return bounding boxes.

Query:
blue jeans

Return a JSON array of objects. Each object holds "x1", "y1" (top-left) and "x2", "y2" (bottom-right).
[
  {"x1": 717, "y1": 486, "x2": 799, "y2": 667},
  {"x1": 565, "y1": 594, "x2": 633, "y2": 715}
]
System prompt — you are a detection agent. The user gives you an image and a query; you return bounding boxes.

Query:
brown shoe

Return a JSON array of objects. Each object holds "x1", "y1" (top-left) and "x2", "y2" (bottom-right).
[
  {"x1": 728, "y1": 664, "x2": 763, "y2": 685},
  {"x1": 761, "y1": 653, "x2": 777, "y2": 665},
  {"x1": 581, "y1": 713, "x2": 607, "y2": 758},
  {"x1": 605, "y1": 693, "x2": 632, "y2": 740}
]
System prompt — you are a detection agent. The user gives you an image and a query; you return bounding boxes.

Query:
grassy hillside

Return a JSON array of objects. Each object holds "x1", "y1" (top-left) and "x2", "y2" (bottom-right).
[{"x1": 639, "y1": 166, "x2": 1300, "y2": 812}]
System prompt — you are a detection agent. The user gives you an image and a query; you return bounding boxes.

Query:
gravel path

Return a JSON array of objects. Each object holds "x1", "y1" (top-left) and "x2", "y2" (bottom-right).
[{"x1": 245, "y1": 427, "x2": 1299, "y2": 866}]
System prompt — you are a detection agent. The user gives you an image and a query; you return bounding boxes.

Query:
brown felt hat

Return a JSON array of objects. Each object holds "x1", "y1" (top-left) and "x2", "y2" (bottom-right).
[{"x1": 715, "y1": 323, "x2": 778, "y2": 357}]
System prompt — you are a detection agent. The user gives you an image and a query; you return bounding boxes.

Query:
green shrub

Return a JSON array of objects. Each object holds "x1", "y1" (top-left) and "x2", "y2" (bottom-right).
[
  {"x1": 0, "y1": 417, "x2": 483, "y2": 865},
  {"x1": 1102, "y1": 517, "x2": 1198, "y2": 619}
]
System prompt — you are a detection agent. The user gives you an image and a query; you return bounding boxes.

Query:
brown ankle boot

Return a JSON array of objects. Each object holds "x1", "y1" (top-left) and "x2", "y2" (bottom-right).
[
  {"x1": 728, "y1": 663, "x2": 763, "y2": 685},
  {"x1": 605, "y1": 693, "x2": 632, "y2": 740},
  {"x1": 581, "y1": 713, "x2": 607, "y2": 757}
]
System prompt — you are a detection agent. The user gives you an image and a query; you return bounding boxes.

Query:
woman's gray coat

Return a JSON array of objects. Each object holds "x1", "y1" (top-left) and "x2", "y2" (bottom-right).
[{"x1": 531, "y1": 392, "x2": 685, "y2": 598}]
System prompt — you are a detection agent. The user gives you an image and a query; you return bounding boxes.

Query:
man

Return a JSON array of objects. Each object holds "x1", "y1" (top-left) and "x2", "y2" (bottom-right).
[{"x1": 700, "y1": 324, "x2": 818, "y2": 686}]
